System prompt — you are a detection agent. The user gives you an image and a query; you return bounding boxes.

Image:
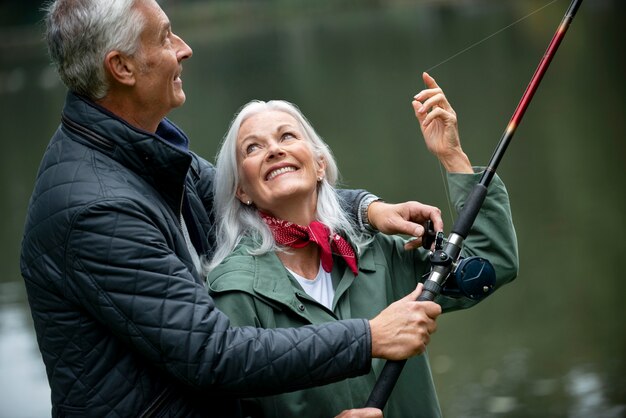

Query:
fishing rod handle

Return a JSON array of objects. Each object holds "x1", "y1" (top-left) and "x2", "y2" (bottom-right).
[
  {"x1": 451, "y1": 183, "x2": 488, "y2": 239},
  {"x1": 417, "y1": 279, "x2": 442, "y2": 302},
  {"x1": 364, "y1": 359, "x2": 407, "y2": 408},
  {"x1": 365, "y1": 279, "x2": 443, "y2": 409}
]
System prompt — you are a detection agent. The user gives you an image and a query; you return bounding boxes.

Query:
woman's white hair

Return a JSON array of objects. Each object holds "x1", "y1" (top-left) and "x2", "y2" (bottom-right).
[
  {"x1": 44, "y1": 0, "x2": 145, "y2": 100},
  {"x1": 204, "y1": 100, "x2": 372, "y2": 274}
]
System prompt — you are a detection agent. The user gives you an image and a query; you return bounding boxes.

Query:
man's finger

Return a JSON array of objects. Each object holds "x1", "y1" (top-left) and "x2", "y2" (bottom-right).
[
  {"x1": 404, "y1": 283, "x2": 424, "y2": 301},
  {"x1": 404, "y1": 237, "x2": 423, "y2": 250}
]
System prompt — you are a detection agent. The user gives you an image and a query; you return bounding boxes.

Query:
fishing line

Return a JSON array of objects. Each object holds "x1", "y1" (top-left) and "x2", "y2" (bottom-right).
[
  {"x1": 426, "y1": 0, "x2": 561, "y2": 72},
  {"x1": 426, "y1": 0, "x2": 561, "y2": 224},
  {"x1": 438, "y1": 160, "x2": 455, "y2": 225},
  {"x1": 370, "y1": 0, "x2": 584, "y2": 408}
]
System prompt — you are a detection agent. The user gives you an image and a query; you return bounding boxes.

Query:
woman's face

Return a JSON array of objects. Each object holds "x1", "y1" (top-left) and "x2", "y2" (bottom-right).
[{"x1": 235, "y1": 110, "x2": 326, "y2": 218}]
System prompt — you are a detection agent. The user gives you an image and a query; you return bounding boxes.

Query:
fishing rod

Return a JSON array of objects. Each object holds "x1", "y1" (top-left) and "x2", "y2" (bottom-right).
[{"x1": 365, "y1": 0, "x2": 584, "y2": 409}]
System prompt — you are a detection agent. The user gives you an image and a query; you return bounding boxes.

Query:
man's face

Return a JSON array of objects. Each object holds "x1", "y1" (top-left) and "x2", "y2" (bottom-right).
[{"x1": 132, "y1": 0, "x2": 192, "y2": 117}]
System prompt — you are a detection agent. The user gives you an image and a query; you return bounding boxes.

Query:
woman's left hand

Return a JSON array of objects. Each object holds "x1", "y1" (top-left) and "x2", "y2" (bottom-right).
[{"x1": 412, "y1": 72, "x2": 473, "y2": 174}]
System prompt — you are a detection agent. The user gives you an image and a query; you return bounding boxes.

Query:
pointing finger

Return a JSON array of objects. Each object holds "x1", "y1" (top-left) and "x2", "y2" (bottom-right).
[{"x1": 423, "y1": 71, "x2": 439, "y2": 89}]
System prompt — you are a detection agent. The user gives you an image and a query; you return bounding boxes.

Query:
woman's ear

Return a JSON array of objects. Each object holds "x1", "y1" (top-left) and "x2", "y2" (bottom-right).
[
  {"x1": 104, "y1": 50, "x2": 137, "y2": 87},
  {"x1": 316, "y1": 157, "x2": 327, "y2": 180},
  {"x1": 236, "y1": 185, "x2": 251, "y2": 206}
]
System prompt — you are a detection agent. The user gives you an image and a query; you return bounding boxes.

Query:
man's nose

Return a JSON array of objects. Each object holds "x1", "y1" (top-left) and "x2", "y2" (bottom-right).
[{"x1": 175, "y1": 33, "x2": 193, "y2": 61}]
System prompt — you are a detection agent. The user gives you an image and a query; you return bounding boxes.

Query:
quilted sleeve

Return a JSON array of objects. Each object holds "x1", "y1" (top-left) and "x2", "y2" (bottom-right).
[
  {"x1": 337, "y1": 188, "x2": 373, "y2": 231},
  {"x1": 64, "y1": 199, "x2": 371, "y2": 396}
]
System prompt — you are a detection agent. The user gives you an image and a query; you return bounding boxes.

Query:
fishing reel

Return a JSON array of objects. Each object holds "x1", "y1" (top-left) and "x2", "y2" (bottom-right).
[{"x1": 423, "y1": 222, "x2": 495, "y2": 300}]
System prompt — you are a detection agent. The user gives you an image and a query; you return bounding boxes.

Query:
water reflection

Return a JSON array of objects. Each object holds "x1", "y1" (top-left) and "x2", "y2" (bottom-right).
[
  {"x1": 566, "y1": 367, "x2": 624, "y2": 418},
  {"x1": 438, "y1": 348, "x2": 625, "y2": 418},
  {"x1": 0, "y1": 67, "x2": 63, "y2": 95},
  {"x1": 0, "y1": 283, "x2": 50, "y2": 417}
]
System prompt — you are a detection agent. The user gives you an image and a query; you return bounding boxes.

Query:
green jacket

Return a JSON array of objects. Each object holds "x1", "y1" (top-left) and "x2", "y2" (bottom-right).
[{"x1": 207, "y1": 171, "x2": 519, "y2": 418}]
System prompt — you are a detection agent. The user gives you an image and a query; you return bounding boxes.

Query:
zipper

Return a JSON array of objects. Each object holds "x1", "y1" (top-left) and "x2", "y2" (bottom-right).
[
  {"x1": 178, "y1": 185, "x2": 185, "y2": 232},
  {"x1": 179, "y1": 186, "x2": 202, "y2": 275}
]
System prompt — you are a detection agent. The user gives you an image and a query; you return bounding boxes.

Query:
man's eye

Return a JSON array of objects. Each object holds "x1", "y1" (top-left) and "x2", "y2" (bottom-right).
[{"x1": 163, "y1": 29, "x2": 173, "y2": 44}]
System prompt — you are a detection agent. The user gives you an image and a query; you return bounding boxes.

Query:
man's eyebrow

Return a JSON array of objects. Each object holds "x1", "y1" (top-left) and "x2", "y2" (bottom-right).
[{"x1": 160, "y1": 20, "x2": 171, "y2": 36}]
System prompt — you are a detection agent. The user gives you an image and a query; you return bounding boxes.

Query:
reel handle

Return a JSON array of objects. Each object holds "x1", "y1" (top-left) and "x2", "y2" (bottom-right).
[{"x1": 421, "y1": 219, "x2": 436, "y2": 249}]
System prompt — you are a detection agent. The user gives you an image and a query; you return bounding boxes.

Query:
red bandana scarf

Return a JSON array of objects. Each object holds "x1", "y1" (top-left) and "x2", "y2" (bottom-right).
[{"x1": 260, "y1": 212, "x2": 358, "y2": 275}]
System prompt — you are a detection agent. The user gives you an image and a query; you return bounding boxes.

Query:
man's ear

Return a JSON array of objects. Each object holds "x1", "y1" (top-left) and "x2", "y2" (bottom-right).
[{"x1": 104, "y1": 50, "x2": 137, "y2": 87}]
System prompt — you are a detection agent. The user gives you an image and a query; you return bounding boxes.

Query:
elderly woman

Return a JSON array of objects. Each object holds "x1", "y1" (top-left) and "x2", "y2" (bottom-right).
[{"x1": 205, "y1": 73, "x2": 519, "y2": 418}]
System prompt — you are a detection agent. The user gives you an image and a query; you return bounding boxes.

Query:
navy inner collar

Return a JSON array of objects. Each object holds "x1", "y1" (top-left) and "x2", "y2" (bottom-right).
[{"x1": 156, "y1": 119, "x2": 190, "y2": 152}]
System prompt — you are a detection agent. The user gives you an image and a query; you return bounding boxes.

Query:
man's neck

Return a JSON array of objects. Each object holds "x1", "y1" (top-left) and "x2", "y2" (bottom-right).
[{"x1": 96, "y1": 95, "x2": 163, "y2": 133}]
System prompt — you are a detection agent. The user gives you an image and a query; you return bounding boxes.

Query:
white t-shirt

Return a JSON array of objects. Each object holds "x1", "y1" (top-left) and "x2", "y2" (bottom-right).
[{"x1": 287, "y1": 262, "x2": 335, "y2": 310}]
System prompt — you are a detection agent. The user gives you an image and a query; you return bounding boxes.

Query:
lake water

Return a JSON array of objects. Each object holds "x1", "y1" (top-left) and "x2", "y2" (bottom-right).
[{"x1": 1, "y1": 1, "x2": 624, "y2": 416}]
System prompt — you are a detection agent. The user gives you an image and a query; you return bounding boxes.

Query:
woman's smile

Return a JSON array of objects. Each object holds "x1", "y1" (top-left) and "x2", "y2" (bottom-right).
[{"x1": 266, "y1": 165, "x2": 298, "y2": 181}]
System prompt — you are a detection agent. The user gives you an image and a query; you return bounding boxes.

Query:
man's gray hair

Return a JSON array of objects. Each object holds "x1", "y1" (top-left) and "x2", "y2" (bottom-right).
[
  {"x1": 204, "y1": 100, "x2": 372, "y2": 274},
  {"x1": 44, "y1": 0, "x2": 145, "y2": 99}
]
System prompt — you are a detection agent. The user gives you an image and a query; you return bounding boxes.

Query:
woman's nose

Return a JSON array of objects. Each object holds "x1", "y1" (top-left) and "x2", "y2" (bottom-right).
[{"x1": 265, "y1": 141, "x2": 285, "y2": 159}]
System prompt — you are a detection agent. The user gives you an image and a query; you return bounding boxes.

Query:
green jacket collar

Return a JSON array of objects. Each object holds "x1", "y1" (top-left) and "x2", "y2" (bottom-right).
[{"x1": 208, "y1": 237, "x2": 380, "y2": 320}]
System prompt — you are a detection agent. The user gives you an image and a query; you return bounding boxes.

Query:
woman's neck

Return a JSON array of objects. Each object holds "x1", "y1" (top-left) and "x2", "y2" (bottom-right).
[
  {"x1": 263, "y1": 194, "x2": 317, "y2": 226},
  {"x1": 277, "y1": 244, "x2": 320, "y2": 280},
  {"x1": 263, "y1": 197, "x2": 321, "y2": 279}
]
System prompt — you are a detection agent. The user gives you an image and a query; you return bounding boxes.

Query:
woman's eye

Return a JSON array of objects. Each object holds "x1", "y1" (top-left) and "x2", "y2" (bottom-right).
[
  {"x1": 245, "y1": 143, "x2": 260, "y2": 154},
  {"x1": 281, "y1": 132, "x2": 297, "y2": 141}
]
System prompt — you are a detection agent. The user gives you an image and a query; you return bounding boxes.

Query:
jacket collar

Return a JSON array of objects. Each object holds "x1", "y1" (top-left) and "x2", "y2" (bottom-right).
[
  {"x1": 253, "y1": 246, "x2": 381, "y2": 319},
  {"x1": 252, "y1": 251, "x2": 319, "y2": 313},
  {"x1": 61, "y1": 92, "x2": 192, "y2": 212},
  {"x1": 209, "y1": 237, "x2": 380, "y2": 319}
]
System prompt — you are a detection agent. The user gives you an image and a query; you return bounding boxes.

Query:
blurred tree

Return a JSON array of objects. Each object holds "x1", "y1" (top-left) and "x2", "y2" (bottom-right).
[{"x1": 0, "y1": 0, "x2": 48, "y2": 27}]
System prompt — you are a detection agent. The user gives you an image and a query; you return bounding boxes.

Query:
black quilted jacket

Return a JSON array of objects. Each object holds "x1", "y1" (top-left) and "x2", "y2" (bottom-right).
[{"x1": 20, "y1": 92, "x2": 372, "y2": 417}]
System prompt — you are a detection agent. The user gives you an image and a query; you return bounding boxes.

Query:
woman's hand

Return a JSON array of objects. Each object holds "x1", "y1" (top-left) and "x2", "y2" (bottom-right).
[{"x1": 412, "y1": 72, "x2": 473, "y2": 174}]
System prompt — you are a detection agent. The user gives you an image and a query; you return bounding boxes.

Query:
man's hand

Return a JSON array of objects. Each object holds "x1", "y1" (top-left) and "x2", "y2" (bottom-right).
[
  {"x1": 367, "y1": 201, "x2": 443, "y2": 250},
  {"x1": 335, "y1": 407, "x2": 383, "y2": 418},
  {"x1": 369, "y1": 284, "x2": 442, "y2": 360}
]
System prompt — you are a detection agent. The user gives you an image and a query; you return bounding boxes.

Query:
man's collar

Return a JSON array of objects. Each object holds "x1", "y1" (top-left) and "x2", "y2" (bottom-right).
[{"x1": 156, "y1": 118, "x2": 190, "y2": 151}]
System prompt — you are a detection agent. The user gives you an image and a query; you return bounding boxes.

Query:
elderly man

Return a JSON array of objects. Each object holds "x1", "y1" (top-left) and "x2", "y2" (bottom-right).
[{"x1": 20, "y1": 0, "x2": 443, "y2": 416}]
